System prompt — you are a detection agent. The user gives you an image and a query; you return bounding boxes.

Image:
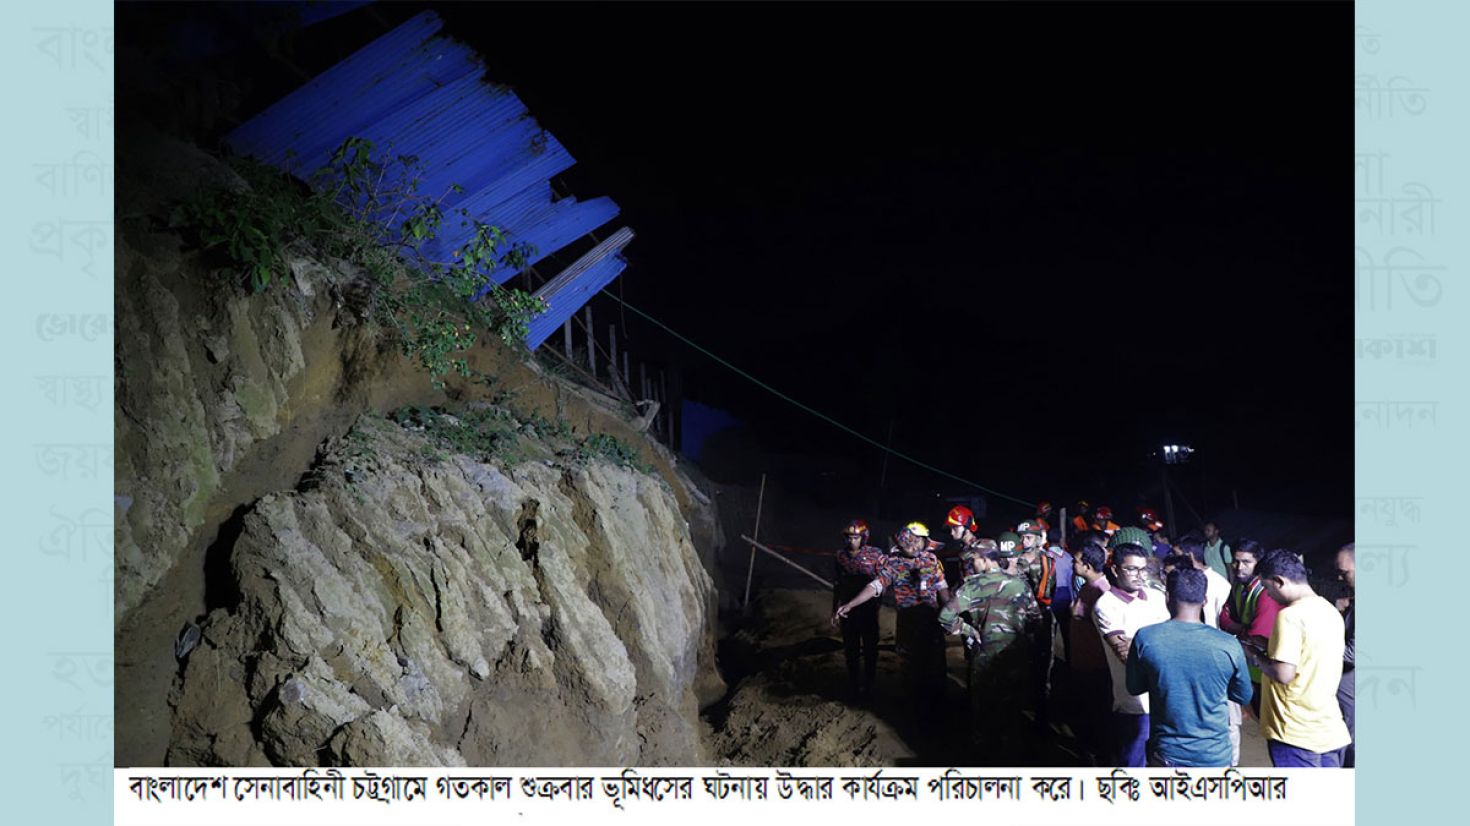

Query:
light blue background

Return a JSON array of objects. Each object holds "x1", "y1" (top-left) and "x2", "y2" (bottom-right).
[
  {"x1": 2, "y1": 0, "x2": 115, "y2": 823},
  {"x1": 1355, "y1": 1, "x2": 1458, "y2": 823}
]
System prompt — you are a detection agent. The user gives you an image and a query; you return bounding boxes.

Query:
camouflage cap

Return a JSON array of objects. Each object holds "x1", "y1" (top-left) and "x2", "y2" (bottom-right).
[
  {"x1": 1110, "y1": 525, "x2": 1154, "y2": 552},
  {"x1": 961, "y1": 538, "x2": 999, "y2": 563}
]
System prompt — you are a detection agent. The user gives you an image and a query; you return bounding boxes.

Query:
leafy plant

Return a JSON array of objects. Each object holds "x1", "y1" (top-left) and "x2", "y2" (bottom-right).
[
  {"x1": 173, "y1": 138, "x2": 548, "y2": 386},
  {"x1": 525, "y1": 413, "x2": 574, "y2": 441},
  {"x1": 389, "y1": 405, "x2": 524, "y2": 465},
  {"x1": 575, "y1": 433, "x2": 652, "y2": 473}
]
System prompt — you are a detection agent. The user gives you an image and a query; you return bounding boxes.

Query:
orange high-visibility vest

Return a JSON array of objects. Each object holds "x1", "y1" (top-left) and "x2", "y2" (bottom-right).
[{"x1": 1034, "y1": 554, "x2": 1056, "y2": 606}]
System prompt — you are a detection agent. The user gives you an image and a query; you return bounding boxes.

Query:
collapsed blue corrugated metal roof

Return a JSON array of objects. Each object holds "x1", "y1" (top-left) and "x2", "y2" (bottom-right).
[{"x1": 222, "y1": 10, "x2": 629, "y2": 347}]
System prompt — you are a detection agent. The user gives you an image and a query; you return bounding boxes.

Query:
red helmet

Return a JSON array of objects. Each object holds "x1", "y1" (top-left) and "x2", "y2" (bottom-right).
[
  {"x1": 843, "y1": 519, "x2": 870, "y2": 538},
  {"x1": 1094, "y1": 505, "x2": 1114, "y2": 522},
  {"x1": 945, "y1": 505, "x2": 977, "y2": 532},
  {"x1": 1036, "y1": 501, "x2": 1053, "y2": 517}
]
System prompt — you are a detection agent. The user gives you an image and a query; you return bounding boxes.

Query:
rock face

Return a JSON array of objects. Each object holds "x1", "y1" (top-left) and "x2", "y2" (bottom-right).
[
  {"x1": 117, "y1": 130, "x2": 727, "y2": 766},
  {"x1": 167, "y1": 414, "x2": 721, "y2": 766},
  {"x1": 114, "y1": 230, "x2": 318, "y2": 621}
]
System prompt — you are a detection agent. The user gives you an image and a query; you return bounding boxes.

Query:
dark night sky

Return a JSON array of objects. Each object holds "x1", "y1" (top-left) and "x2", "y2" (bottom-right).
[{"x1": 140, "y1": 2, "x2": 1351, "y2": 520}]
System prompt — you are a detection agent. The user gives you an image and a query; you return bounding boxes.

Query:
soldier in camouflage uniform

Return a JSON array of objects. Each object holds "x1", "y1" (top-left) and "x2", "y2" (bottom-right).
[
  {"x1": 1016, "y1": 520, "x2": 1059, "y2": 729},
  {"x1": 939, "y1": 546, "x2": 1041, "y2": 764}
]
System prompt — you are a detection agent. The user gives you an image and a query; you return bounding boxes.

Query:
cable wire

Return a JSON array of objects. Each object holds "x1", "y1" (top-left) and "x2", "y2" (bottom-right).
[{"x1": 600, "y1": 291, "x2": 1035, "y2": 509}]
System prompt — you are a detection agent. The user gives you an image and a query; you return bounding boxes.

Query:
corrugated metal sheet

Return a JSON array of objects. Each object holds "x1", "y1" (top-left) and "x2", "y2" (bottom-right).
[
  {"x1": 524, "y1": 256, "x2": 628, "y2": 351},
  {"x1": 523, "y1": 228, "x2": 635, "y2": 350},
  {"x1": 223, "y1": 10, "x2": 629, "y2": 353},
  {"x1": 533, "y1": 227, "x2": 635, "y2": 302}
]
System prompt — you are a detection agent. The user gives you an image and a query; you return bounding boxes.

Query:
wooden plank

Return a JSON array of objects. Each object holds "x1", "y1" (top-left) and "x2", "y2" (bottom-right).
[
  {"x1": 608, "y1": 324, "x2": 618, "y2": 385},
  {"x1": 584, "y1": 306, "x2": 596, "y2": 377}
]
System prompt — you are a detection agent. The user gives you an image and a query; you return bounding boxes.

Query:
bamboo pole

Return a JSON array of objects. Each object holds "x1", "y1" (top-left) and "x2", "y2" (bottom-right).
[
  {"x1": 741, "y1": 474, "x2": 768, "y2": 610},
  {"x1": 584, "y1": 306, "x2": 596, "y2": 377},
  {"x1": 608, "y1": 324, "x2": 618, "y2": 385},
  {"x1": 739, "y1": 534, "x2": 833, "y2": 589}
]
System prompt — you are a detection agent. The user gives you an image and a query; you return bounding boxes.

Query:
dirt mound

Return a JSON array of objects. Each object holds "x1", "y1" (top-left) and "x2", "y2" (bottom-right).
[
  {"x1": 708, "y1": 671, "x2": 911, "y2": 766},
  {"x1": 706, "y1": 588, "x2": 966, "y2": 766}
]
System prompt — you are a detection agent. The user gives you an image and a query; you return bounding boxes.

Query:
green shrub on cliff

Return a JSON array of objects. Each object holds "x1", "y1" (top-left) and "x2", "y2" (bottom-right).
[{"x1": 171, "y1": 138, "x2": 545, "y2": 387}]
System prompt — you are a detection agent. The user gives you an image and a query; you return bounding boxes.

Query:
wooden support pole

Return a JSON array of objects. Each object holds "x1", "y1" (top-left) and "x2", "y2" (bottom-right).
[
  {"x1": 739, "y1": 535, "x2": 833, "y2": 589},
  {"x1": 742, "y1": 474, "x2": 768, "y2": 610},
  {"x1": 584, "y1": 306, "x2": 596, "y2": 378},
  {"x1": 659, "y1": 370, "x2": 669, "y2": 443},
  {"x1": 670, "y1": 368, "x2": 681, "y2": 452},
  {"x1": 563, "y1": 320, "x2": 573, "y2": 360},
  {"x1": 608, "y1": 325, "x2": 618, "y2": 386}
]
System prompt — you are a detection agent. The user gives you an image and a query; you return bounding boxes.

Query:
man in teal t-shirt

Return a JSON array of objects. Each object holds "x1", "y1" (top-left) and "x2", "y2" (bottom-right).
[{"x1": 1126, "y1": 567, "x2": 1253, "y2": 767}]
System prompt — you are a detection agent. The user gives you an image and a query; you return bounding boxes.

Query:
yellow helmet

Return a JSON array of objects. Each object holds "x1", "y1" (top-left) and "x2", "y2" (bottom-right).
[{"x1": 903, "y1": 521, "x2": 931, "y2": 538}]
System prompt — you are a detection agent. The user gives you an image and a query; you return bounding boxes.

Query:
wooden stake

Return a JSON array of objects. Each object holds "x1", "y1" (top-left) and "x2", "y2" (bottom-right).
[
  {"x1": 584, "y1": 306, "x2": 596, "y2": 377},
  {"x1": 742, "y1": 473, "x2": 767, "y2": 611},
  {"x1": 608, "y1": 325, "x2": 618, "y2": 385},
  {"x1": 740, "y1": 535, "x2": 832, "y2": 589}
]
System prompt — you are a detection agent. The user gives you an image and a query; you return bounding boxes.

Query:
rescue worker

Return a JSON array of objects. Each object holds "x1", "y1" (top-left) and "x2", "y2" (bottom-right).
[
  {"x1": 1071, "y1": 500, "x2": 1092, "y2": 535},
  {"x1": 994, "y1": 530, "x2": 1024, "y2": 576},
  {"x1": 833, "y1": 521, "x2": 951, "y2": 709},
  {"x1": 1033, "y1": 501, "x2": 1056, "y2": 543},
  {"x1": 1091, "y1": 505, "x2": 1122, "y2": 536},
  {"x1": 946, "y1": 504, "x2": 983, "y2": 584},
  {"x1": 945, "y1": 505, "x2": 982, "y2": 551},
  {"x1": 1139, "y1": 508, "x2": 1171, "y2": 559},
  {"x1": 960, "y1": 538, "x2": 999, "y2": 581},
  {"x1": 1016, "y1": 519, "x2": 1059, "y2": 729},
  {"x1": 833, "y1": 519, "x2": 886, "y2": 702},
  {"x1": 1016, "y1": 521, "x2": 1058, "y2": 612},
  {"x1": 939, "y1": 547, "x2": 1040, "y2": 764},
  {"x1": 957, "y1": 536, "x2": 1000, "y2": 670}
]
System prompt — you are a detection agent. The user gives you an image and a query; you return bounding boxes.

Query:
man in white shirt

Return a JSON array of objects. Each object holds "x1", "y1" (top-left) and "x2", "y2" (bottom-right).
[
  {"x1": 1092, "y1": 541, "x2": 1170, "y2": 766},
  {"x1": 1163, "y1": 539, "x2": 1231, "y2": 629}
]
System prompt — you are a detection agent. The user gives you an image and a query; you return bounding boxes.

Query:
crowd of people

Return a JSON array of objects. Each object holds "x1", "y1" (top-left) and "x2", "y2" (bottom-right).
[{"x1": 828, "y1": 502, "x2": 1356, "y2": 769}]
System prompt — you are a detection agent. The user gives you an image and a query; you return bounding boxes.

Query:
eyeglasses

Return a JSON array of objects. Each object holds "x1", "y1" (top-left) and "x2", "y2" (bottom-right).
[{"x1": 1118, "y1": 565, "x2": 1149, "y2": 575}]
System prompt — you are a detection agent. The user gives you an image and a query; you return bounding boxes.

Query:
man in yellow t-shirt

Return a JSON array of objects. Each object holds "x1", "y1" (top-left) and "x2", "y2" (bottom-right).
[{"x1": 1242, "y1": 550, "x2": 1352, "y2": 767}]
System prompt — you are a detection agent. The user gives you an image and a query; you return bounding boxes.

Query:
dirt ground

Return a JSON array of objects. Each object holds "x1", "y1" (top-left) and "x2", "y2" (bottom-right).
[{"x1": 706, "y1": 585, "x2": 1271, "y2": 768}]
